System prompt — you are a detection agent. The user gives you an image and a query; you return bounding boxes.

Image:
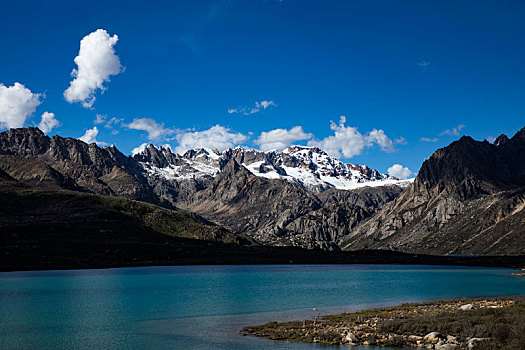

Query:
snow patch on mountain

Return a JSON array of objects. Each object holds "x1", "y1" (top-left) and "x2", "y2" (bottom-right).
[
  {"x1": 134, "y1": 144, "x2": 413, "y2": 191},
  {"x1": 141, "y1": 161, "x2": 219, "y2": 181}
]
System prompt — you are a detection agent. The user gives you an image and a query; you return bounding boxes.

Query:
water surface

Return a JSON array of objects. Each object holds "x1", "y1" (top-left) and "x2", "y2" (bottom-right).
[{"x1": 1, "y1": 264, "x2": 524, "y2": 349}]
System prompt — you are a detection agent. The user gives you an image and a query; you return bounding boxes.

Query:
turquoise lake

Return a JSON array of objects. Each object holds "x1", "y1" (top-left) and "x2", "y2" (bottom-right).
[{"x1": 1, "y1": 264, "x2": 525, "y2": 349}]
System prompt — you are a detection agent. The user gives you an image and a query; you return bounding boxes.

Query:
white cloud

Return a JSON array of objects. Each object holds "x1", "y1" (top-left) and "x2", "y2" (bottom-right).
[
  {"x1": 127, "y1": 118, "x2": 173, "y2": 140},
  {"x1": 388, "y1": 164, "x2": 413, "y2": 180},
  {"x1": 366, "y1": 129, "x2": 395, "y2": 153},
  {"x1": 486, "y1": 136, "x2": 496, "y2": 143},
  {"x1": 257, "y1": 100, "x2": 276, "y2": 109},
  {"x1": 64, "y1": 29, "x2": 123, "y2": 108},
  {"x1": 417, "y1": 61, "x2": 430, "y2": 67},
  {"x1": 307, "y1": 116, "x2": 396, "y2": 159},
  {"x1": 440, "y1": 124, "x2": 465, "y2": 137},
  {"x1": 131, "y1": 142, "x2": 149, "y2": 156},
  {"x1": 308, "y1": 116, "x2": 365, "y2": 158},
  {"x1": 79, "y1": 126, "x2": 106, "y2": 146},
  {"x1": 130, "y1": 142, "x2": 172, "y2": 156},
  {"x1": 420, "y1": 137, "x2": 438, "y2": 142},
  {"x1": 95, "y1": 114, "x2": 123, "y2": 133},
  {"x1": 105, "y1": 116, "x2": 123, "y2": 128},
  {"x1": 228, "y1": 100, "x2": 277, "y2": 115},
  {"x1": 255, "y1": 126, "x2": 313, "y2": 151},
  {"x1": 0, "y1": 82, "x2": 42, "y2": 129},
  {"x1": 395, "y1": 137, "x2": 408, "y2": 145},
  {"x1": 94, "y1": 114, "x2": 106, "y2": 124},
  {"x1": 175, "y1": 125, "x2": 248, "y2": 154},
  {"x1": 38, "y1": 112, "x2": 60, "y2": 134}
]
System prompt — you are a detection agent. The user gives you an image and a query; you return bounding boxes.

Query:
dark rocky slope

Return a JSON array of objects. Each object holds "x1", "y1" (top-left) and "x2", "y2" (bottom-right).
[
  {"x1": 0, "y1": 127, "x2": 162, "y2": 205},
  {"x1": 341, "y1": 128, "x2": 525, "y2": 255},
  {"x1": 0, "y1": 172, "x2": 257, "y2": 270},
  {"x1": 2, "y1": 126, "x2": 525, "y2": 269},
  {"x1": 2, "y1": 174, "x2": 523, "y2": 272}
]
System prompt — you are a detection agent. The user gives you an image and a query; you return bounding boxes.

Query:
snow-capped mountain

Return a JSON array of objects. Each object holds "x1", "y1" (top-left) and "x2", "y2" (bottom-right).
[
  {"x1": 134, "y1": 145, "x2": 220, "y2": 181},
  {"x1": 133, "y1": 144, "x2": 412, "y2": 191},
  {"x1": 0, "y1": 127, "x2": 412, "y2": 251}
]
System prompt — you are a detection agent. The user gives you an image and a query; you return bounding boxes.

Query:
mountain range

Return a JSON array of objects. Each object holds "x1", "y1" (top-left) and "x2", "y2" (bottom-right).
[
  {"x1": 1, "y1": 126, "x2": 524, "y2": 256},
  {"x1": 0, "y1": 127, "x2": 407, "y2": 250},
  {"x1": 341, "y1": 129, "x2": 525, "y2": 255}
]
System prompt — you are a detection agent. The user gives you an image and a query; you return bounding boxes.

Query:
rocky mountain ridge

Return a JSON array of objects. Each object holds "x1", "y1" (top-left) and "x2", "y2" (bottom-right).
[
  {"x1": 1, "y1": 126, "x2": 525, "y2": 255},
  {"x1": 0, "y1": 127, "x2": 159, "y2": 204},
  {"x1": 133, "y1": 143, "x2": 408, "y2": 193},
  {"x1": 341, "y1": 127, "x2": 525, "y2": 255},
  {"x1": 0, "y1": 127, "x2": 405, "y2": 249},
  {"x1": 179, "y1": 158, "x2": 403, "y2": 250}
]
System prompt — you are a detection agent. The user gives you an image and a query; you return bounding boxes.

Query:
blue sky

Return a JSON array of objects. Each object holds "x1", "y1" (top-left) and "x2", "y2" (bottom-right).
[{"x1": 1, "y1": 0, "x2": 524, "y2": 176}]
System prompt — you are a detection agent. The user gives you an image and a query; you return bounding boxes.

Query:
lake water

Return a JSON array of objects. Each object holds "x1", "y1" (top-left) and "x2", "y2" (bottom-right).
[{"x1": 1, "y1": 264, "x2": 525, "y2": 349}]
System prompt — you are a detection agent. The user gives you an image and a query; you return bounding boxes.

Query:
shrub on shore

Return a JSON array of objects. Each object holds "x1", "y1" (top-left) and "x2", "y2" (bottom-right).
[{"x1": 242, "y1": 297, "x2": 525, "y2": 349}]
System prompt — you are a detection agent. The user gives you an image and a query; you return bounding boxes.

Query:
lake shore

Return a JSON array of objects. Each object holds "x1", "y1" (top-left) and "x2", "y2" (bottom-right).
[
  {"x1": 242, "y1": 297, "x2": 525, "y2": 349},
  {"x1": 2, "y1": 236, "x2": 525, "y2": 272}
]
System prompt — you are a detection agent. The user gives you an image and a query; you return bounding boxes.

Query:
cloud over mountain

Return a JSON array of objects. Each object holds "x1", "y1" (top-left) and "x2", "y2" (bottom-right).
[
  {"x1": 64, "y1": 29, "x2": 123, "y2": 108},
  {"x1": 79, "y1": 126, "x2": 106, "y2": 145},
  {"x1": 127, "y1": 118, "x2": 173, "y2": 141},
  {"x1": 175, "y1": 125, "x2": 248, "y2": 154},
  {"x1": 255, "y1": 126, "x2": 312, "y2": 151},
  {"x1": 366, "y1": 129, "x2": 395, "y2": 153},
  {"x1": 38, "y1": 112, "x2": 60, "y2": 134},
  {"x1": 308, "y1": 116, "x2": 396, "y2": 159},
  {"x1": 0, "y1": 82, "x2": 42, "y2": 129},
  {"x1": 387, "y1": 164, "x2": 413, "y2": 179},
  {"x1": 440, "y1": 124, "x2": 465, "y2": 137}
]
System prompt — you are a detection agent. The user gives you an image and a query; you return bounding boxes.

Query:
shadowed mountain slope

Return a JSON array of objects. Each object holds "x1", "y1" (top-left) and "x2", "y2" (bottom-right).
[{"x1": 341, "y1": 128, "x2": 525, "y2": 255}]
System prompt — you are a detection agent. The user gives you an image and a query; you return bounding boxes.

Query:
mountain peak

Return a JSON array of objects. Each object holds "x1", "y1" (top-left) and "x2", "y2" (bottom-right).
[
  {"x1": 183, "y1": 147, "x2": 220, "y2": 160},
  {"x1": 134, "y1": 143, "x2": 408, "y2": 192},
  {"x1": 284, "y1": 145, "x2": 324, "y2": 153},
  {"x1": 0, "y1": 127, "x2": 50, "y2": 157},
  {"x1": 416, "y1": 127, "x2": 525, "y2": 198},
  {"x1": 458, "y1": 135, "x2": 476, "y2": 143},
  {"x1": 1, "y1": 127, "x2": 46, "y2": 140},
  {"x1": 494, "y1": 134, "x2": 510, "y2": 146},
  {"x1": 511, "y1": 126, "x2": 525, "y2": 141},
  {"x1": 0, "y1": 127, "x2": 408, "y2": 194}
]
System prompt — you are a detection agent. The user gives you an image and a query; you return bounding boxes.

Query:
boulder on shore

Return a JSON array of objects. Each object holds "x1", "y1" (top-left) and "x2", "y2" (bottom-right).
[{"x1": 459, "y1": 304, "x2": 473, "y2": 311}]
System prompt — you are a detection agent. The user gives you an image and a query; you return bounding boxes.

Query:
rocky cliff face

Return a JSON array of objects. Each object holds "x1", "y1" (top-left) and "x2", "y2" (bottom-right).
[
  {"x1": 0, "y1": 127, "x2": 407, "y2": 250},
  {"x1": 341, "y1": 128, "x2": 525, "y2": 255},
  {"x1": 0, "y1": 127, "x2": 160, "y2": 204},
  {"x1": 176, "y1": 158, "x2": 400, "y2": 250},
  {"x1": 132, "y1": 144, "x2": 408, "y2": 249}
]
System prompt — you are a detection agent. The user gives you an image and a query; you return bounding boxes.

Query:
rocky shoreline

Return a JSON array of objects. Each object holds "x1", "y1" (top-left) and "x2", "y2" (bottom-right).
[{"x1": 242, "y1": 297, "x2": 525, "y2": 349}]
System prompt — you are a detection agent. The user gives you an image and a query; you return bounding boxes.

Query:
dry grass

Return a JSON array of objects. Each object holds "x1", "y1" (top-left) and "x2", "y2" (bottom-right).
[{"x1": 242, "y1": 297, "x2": 525, "y2": 349}]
